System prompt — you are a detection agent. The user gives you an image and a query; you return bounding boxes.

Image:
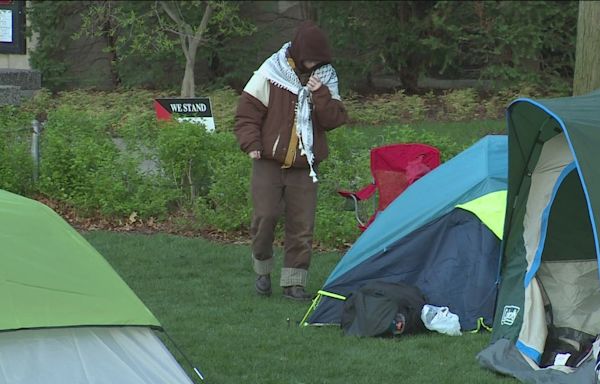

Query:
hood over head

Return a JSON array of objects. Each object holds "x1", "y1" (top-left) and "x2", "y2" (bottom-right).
[{"x1": 288, "y1": 20, "x2": 332, "y2": 73}]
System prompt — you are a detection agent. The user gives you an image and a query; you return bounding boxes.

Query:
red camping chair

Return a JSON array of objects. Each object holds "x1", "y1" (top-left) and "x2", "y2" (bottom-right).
[{"x1": 338, "y1": 143, "x2": 441, "y2": 231}]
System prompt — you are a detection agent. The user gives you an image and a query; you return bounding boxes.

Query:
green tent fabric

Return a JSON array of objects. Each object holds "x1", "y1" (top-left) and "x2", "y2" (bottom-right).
[
  {"x1": 0, "y1": 190, "x2": 196, "y2": 383},
  {"x1": 504, "y1": 90, "x2": 600, "y2": 259},
  {"x1": 477, "y1": 89, "x2": 600, "y2": 383},
  {"x1": 0, "y1": 189, "x2": 160, "y2": 331}
]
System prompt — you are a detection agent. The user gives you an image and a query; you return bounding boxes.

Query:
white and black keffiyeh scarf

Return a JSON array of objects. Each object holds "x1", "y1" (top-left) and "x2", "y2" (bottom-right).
[{"x1": 256, "y1": 42, "x2": 340, "y2": 182}]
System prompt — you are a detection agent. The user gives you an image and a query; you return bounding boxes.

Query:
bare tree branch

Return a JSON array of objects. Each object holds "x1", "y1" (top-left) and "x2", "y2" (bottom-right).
[
  {"x1": 194, "y1": 2, "x2": 213, "y2": 42},
  {"x1": 158, "y1": 1, "x2": 193, "y2": 60},
  {"x1": 160, "y1": 0, "x2": 193, "y2": 36},
  {"x1": 154, "y1": 4, "x2": 187, "y2": 38},
  {"x1": 175, "y1": 1, "x2": 186, "y2": 27},
  {"x1": 159, "y1": 0, "x2": 183, "y2": 26}
]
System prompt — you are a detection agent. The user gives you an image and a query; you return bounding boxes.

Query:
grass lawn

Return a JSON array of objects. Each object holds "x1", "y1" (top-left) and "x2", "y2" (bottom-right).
[
  {"x1": 84, "y1": 231, "x2": 518, "y2": 384},
  {"x1": 409, "y1": 119, "x2": 506, "y2": 144}
]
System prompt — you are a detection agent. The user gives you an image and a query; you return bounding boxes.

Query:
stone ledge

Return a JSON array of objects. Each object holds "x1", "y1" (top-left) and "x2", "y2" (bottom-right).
[
  {"x1": 0, "y1": 69, "x2": 42, "y2": 90},
  {"x1": 0, "y1": 85, "x2": 22, "y2": 106}
]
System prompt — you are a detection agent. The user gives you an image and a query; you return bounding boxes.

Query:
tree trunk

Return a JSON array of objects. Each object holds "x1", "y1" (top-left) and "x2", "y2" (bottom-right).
[
  {"x1": 181, "y1": 38, "x2": 200, "y2": 98},
  {"x1": 300, "y1": 1, "x2": 316, "y2": 20},
  {"x1": 103, "y1": 16, "x2": 121, "y2": 88},
  {"x1": 573, "y1": 1, "x2": 600, "y2": 96},
  {"x1": 160, "y1": 1, "x2": 212, "y2": 98},
  {"x1": 181, "y1": 55, "x2": 196, "y2": 98}
]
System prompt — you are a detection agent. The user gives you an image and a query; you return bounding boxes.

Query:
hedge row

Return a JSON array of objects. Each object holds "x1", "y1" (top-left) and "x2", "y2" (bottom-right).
[{"x1": 0, "y1": 86, "x2": 542, "y2": 248}]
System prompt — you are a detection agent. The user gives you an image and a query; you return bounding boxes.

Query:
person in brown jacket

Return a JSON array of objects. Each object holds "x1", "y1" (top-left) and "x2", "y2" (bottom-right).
[{"x1": 234, "y1": 21, "x2": 348, "y2": 301}]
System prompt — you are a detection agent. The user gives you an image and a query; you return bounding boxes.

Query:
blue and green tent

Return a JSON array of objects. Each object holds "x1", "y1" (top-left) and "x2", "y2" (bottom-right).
[
  {"x1": 303, "y1": 135, "x2": 508, "y2": 331},
  {"x1": 478, "y1": 90, "x2": 600, "y2": 383}
]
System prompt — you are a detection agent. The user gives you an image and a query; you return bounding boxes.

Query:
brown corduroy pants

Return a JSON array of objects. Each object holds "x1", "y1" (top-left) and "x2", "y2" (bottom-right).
[{"x1": 250, "y1": 159, "x2": 317, "y2": 287}]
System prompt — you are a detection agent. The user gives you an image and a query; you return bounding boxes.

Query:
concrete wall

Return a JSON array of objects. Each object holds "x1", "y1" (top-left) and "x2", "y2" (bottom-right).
[
  {"x1": 0, "y1": 49, "x2": 30, "y2": 69},
  {"x1": 0, "y1": 29, "x2": 37, "y2": 69}
]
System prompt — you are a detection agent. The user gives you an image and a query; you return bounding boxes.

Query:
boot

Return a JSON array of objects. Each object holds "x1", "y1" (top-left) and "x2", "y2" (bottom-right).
[
  {"x1": 255, "y1": 274, "x2": 272, "y2": 296},
  {"x1": 282, "y1": 286, "x2": 314, "y2": 301}
]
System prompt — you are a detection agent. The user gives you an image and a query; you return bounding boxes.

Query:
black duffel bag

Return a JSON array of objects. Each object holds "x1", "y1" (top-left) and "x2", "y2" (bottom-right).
[{"x1": 340, "y1": 281, "x2": 427, "y2": 338}]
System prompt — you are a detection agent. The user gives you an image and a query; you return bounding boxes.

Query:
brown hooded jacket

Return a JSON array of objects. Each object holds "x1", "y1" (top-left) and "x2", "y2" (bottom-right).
[{"x1": 234, "y1": 21, "x2": 348, "y2": 168}]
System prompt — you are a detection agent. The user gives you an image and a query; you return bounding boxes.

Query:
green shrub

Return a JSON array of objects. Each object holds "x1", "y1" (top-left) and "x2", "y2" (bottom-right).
[
  {"x1": 348, "y1": 90, "x2": 429, "y2": 125},
  {"x1": 205, "y1": 86, "x2": 239, "y2": 133},
  {"x1": 117, "y1": 108, "x2": 162, "y2": 149},
  {"x1": 39, "y1": 106, "x2": 117, "y2": 208},
  {"x1": 0, "y1": 106, "x2": 35, "y2": 194},
  {"x1": 345, "y1": 88, "x2": 518, "y2": 127},
  {"x1": 11, "y1": 87, "x2": 530, "y2": 249},
  {"x1": 401, "y1": 93, "x2": 429, "y2": 121},
  {"x1": 38, "y1": 105, "x2": 176, "y2": 218},
  {"x1": 196, "y1": 149, "x2": 251, "y2": 232},
  {"x1": 156, "y1": 120, "x2": 216, "y2": 204},
  {"x1": 440, "y1": 89, "x2": 480, "y2": 121}
]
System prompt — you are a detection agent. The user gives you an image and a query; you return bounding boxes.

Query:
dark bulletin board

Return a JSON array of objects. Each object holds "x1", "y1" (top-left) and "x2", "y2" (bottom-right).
[{"x1": 0, "y1": 1, "x2": 26, "y2": 54}]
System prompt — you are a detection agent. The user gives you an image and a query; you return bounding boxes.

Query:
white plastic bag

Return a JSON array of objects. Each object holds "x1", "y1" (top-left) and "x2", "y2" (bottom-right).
[{"x1": 421, "y1": 304, "x2": 462, "y2": 336}]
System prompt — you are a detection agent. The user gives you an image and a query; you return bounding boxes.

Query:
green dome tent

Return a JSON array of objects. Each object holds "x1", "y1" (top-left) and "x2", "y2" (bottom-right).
[
  {"x1": 478, "y1": 89, "x2": 600, "y2": 383},
  {"x1": 0, "y1": 189, "x2": 196, "y2": 383}
]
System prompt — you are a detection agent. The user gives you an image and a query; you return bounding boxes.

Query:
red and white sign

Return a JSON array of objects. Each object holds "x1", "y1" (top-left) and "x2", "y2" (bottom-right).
[{"x1": 154, "y1": 98, "x2": 215, "y2": 132}]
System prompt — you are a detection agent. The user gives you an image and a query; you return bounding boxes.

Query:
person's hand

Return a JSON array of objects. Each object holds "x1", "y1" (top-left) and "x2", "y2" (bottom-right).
[
  {"x1": 307, "y1": 75, "x2": 322, "y2": 92},
  {"x1": 249, "y1": 150, "x2": 261, "y2": 159}
]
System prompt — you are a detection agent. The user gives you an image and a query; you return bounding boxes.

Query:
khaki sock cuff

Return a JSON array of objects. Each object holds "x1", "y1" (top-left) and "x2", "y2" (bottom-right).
[
  {"x1": 252, "y1": 255, "x2": 273, "y2": 275},
  {"x1": 280, "y1": 268, "x2": 307, "y2": 287}
]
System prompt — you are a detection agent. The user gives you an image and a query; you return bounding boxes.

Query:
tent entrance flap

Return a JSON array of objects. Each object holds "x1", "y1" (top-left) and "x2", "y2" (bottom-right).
[
  {"x1": 517, "y1": 133, "x2": 600, "y2": 361},
  {"x1": 536, "y1": 165, "x2": 600, "y2": 337},
  {"x1": 523, "y1": 134, "x2": 599, "y2": 335}
]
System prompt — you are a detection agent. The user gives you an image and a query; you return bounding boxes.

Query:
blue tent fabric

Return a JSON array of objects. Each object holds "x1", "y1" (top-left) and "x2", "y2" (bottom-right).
[
  {"x1": 311, "y1": 209, "x2": 501, "y2": 330},
  {"x1": 309, "y1": 135, "x2": 508, "y2": 330}
]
